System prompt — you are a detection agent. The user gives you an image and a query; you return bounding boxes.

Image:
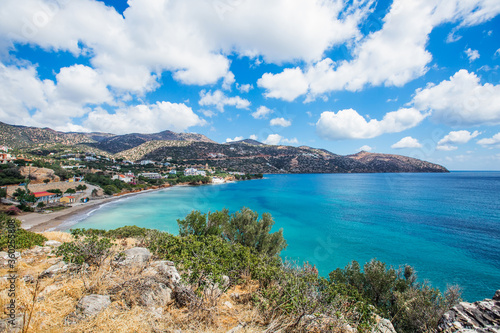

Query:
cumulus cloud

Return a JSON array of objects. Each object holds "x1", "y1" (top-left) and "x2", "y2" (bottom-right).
[
  {"x1": 198, "y1": 90, "x2": 250, "y2": 112},
  {"x1": 222, "y1": 72, "x2": 235, "y2": 91},
  {"x1": 270, "y1": 117, "x2": 292, "y2": 127},
  {"x1": 251, "y1": 106, "x2": 273, "y2": 119},
  {"x1": 391, "y1": 137, "x2": 423, "y2": 149},
  {"x1": 226, "y1": 136, "x2": 244, "y2": 143},
  {"x1": 0, "y1": 0, "x2": 377, "y2": 95},
  {"x1": 465, "y1": 48, "x2": 480, "y2": 62},
  {"x1": 258, "y1": 68, "x2": 309, "y2": 101},
  {"x1": 84, "y1": 102, "x2": 206, "y2": 134},
  {"x1": 359, "y1": 145, "x2": 373, "y2": 152},
  {"x1": 249, "y1": 134, "x2": 258, "y2": 140},
  {"x1": 412, "y1": 70, "x2": 500, "y2": 126},
  {"x1": 438, "y1": 130, "x2": 480, "y2": 145},
  {"x1": 236, "y1": 84, "x2": 253, "y2": 93},
  {"x1": 55, "y1": 65, "x2": 113, "y2": 105},
  {"x1": 0, "y1": 62, "x2": 113, "y2": 129},
  {"x1": 436, "y1": 144, "x2": 458, "y2": 151},
  {"x1": 258, "y1": 0, "x2": 500, "y2": 101},
  {"x1": 477, "y1": 133, "x2": 500, "y2": 147},
  {"x1": 316, "y1": 108, "x2": 427, "y2": 140},
  {"x1": 263, "y1": 134, "x2": 298, "y2": 145}
]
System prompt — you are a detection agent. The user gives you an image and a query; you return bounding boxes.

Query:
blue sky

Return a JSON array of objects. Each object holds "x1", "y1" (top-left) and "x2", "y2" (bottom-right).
[{"x1": 0, "y1": 0, "x2": 500, "y2": 170}]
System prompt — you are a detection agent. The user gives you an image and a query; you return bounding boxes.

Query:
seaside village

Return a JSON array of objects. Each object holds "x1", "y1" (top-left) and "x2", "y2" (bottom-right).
[{"x1": 0, "y1": 144, "x2": 261, "y2": 215}]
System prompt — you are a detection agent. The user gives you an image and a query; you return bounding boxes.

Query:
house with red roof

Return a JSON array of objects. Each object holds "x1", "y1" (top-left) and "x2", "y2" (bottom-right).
[{"x1": 33, "y1": 191, "x2": 59, "y2": 204}]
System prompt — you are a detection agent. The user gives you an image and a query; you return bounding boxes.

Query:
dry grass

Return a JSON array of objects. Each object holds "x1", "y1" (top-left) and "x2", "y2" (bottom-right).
[
  {"x1": 0, "y1": 232, "x2": 267, "y2": 332},
  {"x1": 1, "y1": 232, "x2": 363, "y2": 332},
  {"x1": 41, "y1": 231, "x2": 74, "y2": 243}
]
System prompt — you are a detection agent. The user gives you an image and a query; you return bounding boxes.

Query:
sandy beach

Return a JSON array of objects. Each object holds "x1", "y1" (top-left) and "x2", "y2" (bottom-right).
[{"x1": 21, "y1": 187, "x2": 169, "y2": 232}]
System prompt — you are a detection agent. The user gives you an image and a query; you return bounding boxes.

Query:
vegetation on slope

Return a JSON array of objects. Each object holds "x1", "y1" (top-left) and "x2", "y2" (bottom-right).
[{"x1": 59, "y1": 208, "x2": 460, "y2": 333}]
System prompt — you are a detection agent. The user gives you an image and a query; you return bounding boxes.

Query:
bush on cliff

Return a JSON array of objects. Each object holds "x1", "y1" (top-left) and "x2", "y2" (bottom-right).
[
  {"x1": 56, "y1": 229, "x2": 113, "y2": 266},
  {"x1": 329, "y1": 259, "x2": 461, "y2": 333},
  {"x1": 0, "y1": 214, "x2": 47, "y2": 250},
  {"x1": 177, "y1": 207, "x2": 287, "y2": 257}
]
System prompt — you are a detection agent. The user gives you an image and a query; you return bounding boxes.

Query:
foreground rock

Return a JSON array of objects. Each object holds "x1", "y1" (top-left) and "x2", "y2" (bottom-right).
[
  {"x1": 65, "y1": 295, "x2": 111, "y2": 325},
  {"x1": 438, "y1": 290, "x2": 500, "y2": 332},
  {"x1": 372, "y1": 317, "x2": 397, "y2": 333},
  {"x1": 113, "y1": 247, "x2": 152, "y2": 266}
]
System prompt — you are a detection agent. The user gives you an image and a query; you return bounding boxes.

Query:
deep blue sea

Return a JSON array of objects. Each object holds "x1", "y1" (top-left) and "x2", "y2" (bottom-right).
[{"x1": 67, "y1": 172, "x2": 500, "y2": 302}]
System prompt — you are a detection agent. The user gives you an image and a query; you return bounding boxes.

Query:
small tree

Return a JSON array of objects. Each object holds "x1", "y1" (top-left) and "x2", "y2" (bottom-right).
[
  {"x1": 65, "y1": 188, "x2": 76, "y2": 194},
  {"x1": 177, "y1": 207, "x2": 287, "y2": 257},
  {"x1": 224, "y1": 207, "x2": 287, "y2": 257},
  {"x1": 43, "y1": 179, "x2": 50, "y2": 184},
  {"x1": 0, "y1": 187, "x2": 6, "y2": 199},
  {"x1": 13, "y1": 188, "x2": 36, "y2": 207},
  {"x1": 91, "y1": 188, "x2": 98, "y2": 197},
  {"x1": 76, "y1": 184, "x2": 87, "y2": 192}
]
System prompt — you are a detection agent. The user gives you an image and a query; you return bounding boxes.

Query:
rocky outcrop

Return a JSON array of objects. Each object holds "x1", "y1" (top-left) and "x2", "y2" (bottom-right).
[
  {"x1": 65, "y1": 295, "x2": 111, "y2": 325},
  {"x1": 113, "y1": 247, "x2": 152, "y2": 266},
  {"x1": 40, "y1": 261, "x2": 78, "y2": 278},
  {"x1": 438, "y1": 290, "x2": 500, "y2": 332},
  {"x1": 19, "y1": 166, "x2": 59, "y2": 183},
  {"x1": 372, "y1": 317, "x2": 397, "y2": 333}
]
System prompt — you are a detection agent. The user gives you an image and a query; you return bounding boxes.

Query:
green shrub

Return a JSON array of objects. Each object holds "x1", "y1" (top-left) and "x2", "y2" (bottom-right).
[
  {"x1": 177, "y1": 209, "x2": 229, "y2": 237},
  {"x1": 255, "y1": 262, "x2": 374, "y2": 331},
  {"x1": 177, "y1": 207, "x2": 287, "y2": 257},
  {"x1": 146, "y1": 232, "x2": 281, "y2": 288},
  {"x1": 0, "y1": 214, "x2": 47, "y2": 250},
  {"x1": 56, "y1": 230, "x2": 112, "y2": 266},
  {"x1": 69, "y1": 225, "x2": 150, "y2": 239},
  {"x1": 329, "y1": 259, "x2": 461, "y2": 333}
]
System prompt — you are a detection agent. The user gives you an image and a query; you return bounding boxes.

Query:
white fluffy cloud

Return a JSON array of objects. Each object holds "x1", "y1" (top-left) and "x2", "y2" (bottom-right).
[
  {"x1": 249, "y1": 134, "x2": 258, "y2": 140},
  {"x1": 436, "y1": 144, "x2": 458, "y2": 151},
  {"x1": 258, "y1": 0, "x2": 500, "y2": 101},
  {"x1": 0, "y1": 62, "x2": 113, "y2": 129},
  {"x1": 465, "y1": 48, "x2": 480, "y2": 62},
  {"x1": 477, "y1": 133, "x2": 500, "y2": 147},
  {"x1": 316, "y1": 108, "x2": 427, "y2": 140},
  {"x1": 84, "y1": 102, "x2": 206, "y2": 134},
  {"x1": 263, "y1": 134, "x2": 298, "y2": 145},
  {"x1": 222, "y1": 72, "x2": 236, "y2": 91},
  {"x1": 438, "y1": 130, "x2": 480, "y2": 146},
  {"x1": 391, "y1": 137, "x2": 423, "y2": 149},
  {"x1": 251, "y1": 106, "x2": 273, "y2": 119},
  {"x1": 359, "y1": 145, "x2": 373, "y2": 152},
  {"x1": 199, "y1": 90, "x2": 250, "y2": 112},
  {"x1": 258, "y1": 68, "x2": 309, "y2": 102},
  {"x1": 55, "y1": 65, "x2": 113, "y2": 105},
  {"x1": 412, "y1": 70, "x2": 500, "y2": 126},
  {"x1": 226, "y1": 136, "x2": 244, "y2": 143},
  {"x1": 236, "y1": 84, "x2": 253, "y2": 93},
  {"x1": 0, "y1": 0, "x2": 376, "y2": 95},
  {"x1": 270, "y1": 117, "x2": 292, "y2": 127}
]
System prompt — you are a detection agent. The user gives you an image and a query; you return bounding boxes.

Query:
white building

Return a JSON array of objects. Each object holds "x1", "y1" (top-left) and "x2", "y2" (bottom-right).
[
  {"x1": 139, "y1": 160, "x2": 155, "y2": 165},
  {"x1": 184, "y1": 168, "x2": 207, "y2": 176},
  {"x1": 112, "y1": 174, "x2": 134, "y2": 183},
  {"x1": 184, "y1": 168, "x2": 198, "y2": 176},
  {"x1": 139, "y1": 172, "x2": 162, "y2": 179},
  {"x1": 169, "y1": 169, "x2": 177, "y2": 175}
]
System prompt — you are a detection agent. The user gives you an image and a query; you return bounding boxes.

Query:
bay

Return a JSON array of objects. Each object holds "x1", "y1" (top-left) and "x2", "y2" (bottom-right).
[{"x1": 68, "y1": 172, "x2": 500, "y2": 302}]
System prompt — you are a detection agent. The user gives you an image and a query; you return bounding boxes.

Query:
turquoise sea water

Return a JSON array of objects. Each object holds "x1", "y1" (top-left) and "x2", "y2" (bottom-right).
[{"x1": 67, "y1": 172, "x2": 500, "y2": 302}]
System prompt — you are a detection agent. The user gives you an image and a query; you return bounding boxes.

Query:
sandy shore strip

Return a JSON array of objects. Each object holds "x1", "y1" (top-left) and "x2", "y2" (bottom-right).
[{"x1": 21, "y1": 187, "x2": 170, "y2": 232}]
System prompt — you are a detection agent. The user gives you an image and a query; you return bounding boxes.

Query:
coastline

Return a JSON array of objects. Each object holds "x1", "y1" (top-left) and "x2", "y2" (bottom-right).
[
  {"x1": 21, "y1": 186, "x2": 170, "y2": 232},
  {"x1": 20, "y1": 180, "x2": 238, "y2": 232}
]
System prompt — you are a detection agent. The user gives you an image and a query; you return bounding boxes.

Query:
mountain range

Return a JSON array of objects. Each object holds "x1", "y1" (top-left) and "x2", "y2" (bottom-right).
[{"x1": 0, "y1": 122, "x2": 448, "y2": 173}]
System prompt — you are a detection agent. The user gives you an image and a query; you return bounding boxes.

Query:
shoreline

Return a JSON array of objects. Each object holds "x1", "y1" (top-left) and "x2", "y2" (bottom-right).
[
  {"x1": 22, "y1": 186, "x2": 171, "y2": 232},
  {"x1": 20, "y1": 179, "x2": 240, "y2": 232}
]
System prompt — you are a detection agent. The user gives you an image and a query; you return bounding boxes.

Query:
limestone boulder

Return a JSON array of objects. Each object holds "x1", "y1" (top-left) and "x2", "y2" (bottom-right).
[{"x1": 438, "y1": 290, "x2": 500, "y2": 332}]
